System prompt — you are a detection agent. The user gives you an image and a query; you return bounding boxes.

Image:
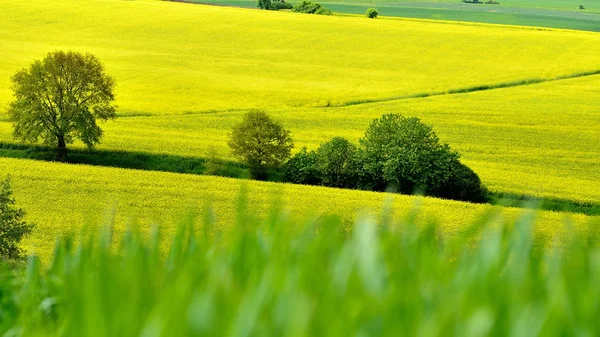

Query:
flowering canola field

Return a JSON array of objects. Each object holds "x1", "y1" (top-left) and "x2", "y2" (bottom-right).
[
  {"x1": 1, "y1": 0, "x2": 600, "y2": 114},
  {"x1": 0, "y1": 0, "x2": 598, "y2": 261},
  {"x1": 1, "y1": 74, "x2": 596, "y2": 203},
  {"x1": 1, "y1": 157, "x2": 595, "y2": 265}
]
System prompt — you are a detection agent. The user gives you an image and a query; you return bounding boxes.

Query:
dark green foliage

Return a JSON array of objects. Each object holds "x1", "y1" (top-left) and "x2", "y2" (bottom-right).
[
  {"x1": 257, "y1": 0, "x2": 271, "y2": 9},
  {"x1": 292, "y1": 1, "x2": 332, "y2": 15},
  {"x1": 2, "y1": 141, "x2": 596, "y2": 215},
  {"x1": 357, "y1": 114, "x2": 486, "y2": 202},
  {"x1": 228, "y1": 110, "x2": 294, "y2": 180},
  {"x1": 366, "y1": 7, "x2": 378, "y2": 18},
  {"x1": 316, "y1": 137, "x2": 357, "y2": 188},
  {"x1": 283, "y1": 147, "x2": 321, "y2": 185},
  {"x1": 258, "y1": 0, "x2": 292, "y2": 10},
  {"x1": 430, "y1": 162, "x2": 487, "y2": 202},
  {"x1": 0, "y1": 177, "x2": 34, "y2": 261},
  {"x1": 270, "y1": 0, "x2": 293, "y2": 9},
  {"x1": 8, "y1": 51, "x2": 116, "y2": 162}
]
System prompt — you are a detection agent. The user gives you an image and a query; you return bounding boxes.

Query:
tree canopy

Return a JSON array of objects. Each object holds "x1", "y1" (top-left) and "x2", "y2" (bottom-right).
[
  {"x1": 357, "y1": 114, "x2": 483, "y2": 201},
  {"x1": 228, "y1": 110, "x2": 293, "y2": 179},
  {"x1": 8, "y1": 51, "x2": 116, "y2": 161},
  {"x1": 316, "y1": 137, "x2": 357, "y2": 188}
]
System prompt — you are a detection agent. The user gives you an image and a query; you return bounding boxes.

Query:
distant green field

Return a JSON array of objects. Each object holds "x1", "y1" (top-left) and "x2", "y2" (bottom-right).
[
  {"x1": 189, "y1": 0, "x2": 600, "y2": 31},
  {"x1": 331, "y1": 0, "x2": 598, "y2": 11}
]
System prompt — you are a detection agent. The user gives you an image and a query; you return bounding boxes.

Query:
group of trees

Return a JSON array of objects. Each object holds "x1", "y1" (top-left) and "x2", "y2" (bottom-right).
[
  {"x1": 257, "y1": 0, "x2": 332, "y2": 14},
  {"x1": 228, "y1": 111, "x2": 487, "y2": 202},
  {"x1": 291, "y1": 1, "x2": 332, "y2": 15},
  {"x1": 257, "y1": 0, "x2": 376, "y2": 17},
  {"x1": 2, "y1": 50, "x2": 488, "y2": 262},
  {"x1": 5, "y1": 48, "x2": 484, "y2": 202},
  {"x1": 258, "y1": 0, "x2": 293, "y2": 10}
]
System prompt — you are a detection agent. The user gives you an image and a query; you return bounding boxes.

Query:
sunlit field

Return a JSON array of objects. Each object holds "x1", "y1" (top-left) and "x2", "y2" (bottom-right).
[
  {"x1": 2, "y1": 74, "x2": 597, "y2": 203},
  {"x1": 0, "y1": 0, "x2": 598, "y2": 259},
  {"x1": 0, "y1": 0, "x2": 599, "y2": 332},
  {"x1": 1, "y1": 0, "x2": 600, "y2": 114},
  {"x1": 0, "y1": 157, "x2": 594, "y2": 265}
]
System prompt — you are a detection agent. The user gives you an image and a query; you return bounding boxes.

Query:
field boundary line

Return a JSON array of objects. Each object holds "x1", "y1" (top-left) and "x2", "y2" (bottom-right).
[{"x1": 330, "y1": 69, "x2": 600, "y2": 108}]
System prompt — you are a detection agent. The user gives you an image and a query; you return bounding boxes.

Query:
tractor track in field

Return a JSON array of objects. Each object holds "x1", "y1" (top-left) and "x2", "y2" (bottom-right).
[{"x1": 331, "y1": 68, "x2": 600, "y2": 108}]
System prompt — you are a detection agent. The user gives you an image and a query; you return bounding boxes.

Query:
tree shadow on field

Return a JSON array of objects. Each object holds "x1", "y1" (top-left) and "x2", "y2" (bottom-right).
[
  {"x1": 0, "y1": 142, "x2": 251, "y2": 180},
  {"x1": 0, "y1": 142, "x2": 598, "y2": 216}
]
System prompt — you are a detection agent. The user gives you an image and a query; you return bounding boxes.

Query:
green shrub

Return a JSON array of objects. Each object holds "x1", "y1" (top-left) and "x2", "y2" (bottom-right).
[
  {"x1": 430, "y1": 162, "x2": 487, "y2": 202},
  {"x1": 283, "y1": 148, "x2": 321, "y2": 185},
  {"x1": 0, "y1": 177, "x2": 34, "y2": 262},
  {"x1": 366, "y1": 8, "x2": 378, "y2": 18},
  {"x1": 271, "y1": 0, "x2": 293, "y2": 9},
  {"x1": 316, "y1": 137, "x2": 358, "y2": 188},
  {"x1": 357, "y1": 114, "x2": 486, "y2": 202},
  {"x1": 292, "y1": 1, "x2": 332, "y2": 15},
  {"x1": 258, "y1": 0, "x2": 293, "y2": 10}
]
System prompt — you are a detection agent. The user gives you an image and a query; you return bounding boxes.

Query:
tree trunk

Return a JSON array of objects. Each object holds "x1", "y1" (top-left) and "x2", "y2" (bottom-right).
[{"x1": 56, "y1": 135, "x2": 67, "y2": 162}]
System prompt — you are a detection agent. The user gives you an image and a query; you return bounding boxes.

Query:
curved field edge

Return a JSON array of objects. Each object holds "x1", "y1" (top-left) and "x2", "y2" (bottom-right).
[
  {"x1": 0, "y1": 157, "x2": 595, "y2": 265},
  {"x1": 2, "y1": 0, "x2": 600, "y2": 114}
]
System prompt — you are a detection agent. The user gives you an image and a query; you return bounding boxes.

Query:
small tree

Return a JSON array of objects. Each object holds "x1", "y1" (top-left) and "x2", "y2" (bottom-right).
[
  {"x1": 316, "y1": 137, "x2": 357, "y2": 188},
  {"x1": 366, "y1": 8, "x2": 378, "y2": 18},
  {"x1": 0, "y1": 177, "x2": 34, "y2": 261},
  {"x1": 8, "y1": 51, "x2": 116, "y2": 162},
  {"x1": 228, "y1": 110, "x2": 293, "y2": 179}
]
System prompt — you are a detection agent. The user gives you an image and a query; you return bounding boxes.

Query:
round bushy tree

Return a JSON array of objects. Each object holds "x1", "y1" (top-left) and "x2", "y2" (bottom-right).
[
  {"x1": 366, "y1": 8, "x2": 378, "y2": 18},
  {"x1": 316, "y1": 137, "x2": 357, "y2": 188},
  {"x1": 357, "y1": 114, "x2": 485, "y2": 201},
  {"x1": 228, "y1": 110, "x2": 293, "y2": 180},
  {"x1": 8, "y1": 51, "x2": 116, "y2": 162}
]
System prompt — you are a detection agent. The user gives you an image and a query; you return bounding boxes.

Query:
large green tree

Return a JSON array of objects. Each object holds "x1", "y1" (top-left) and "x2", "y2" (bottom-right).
[
  {"x1": 357, "y1": 114, "x2": 484, "y2": 201},
  {"x1": 228, "y1": 110, "x2": 293, "y2": 179},
  {"x1": 0, "y1": 177, "x2": 34, "y2": 261},
  {"x1": 8, "y1": 51, "x2": 116, "y2": 161}
]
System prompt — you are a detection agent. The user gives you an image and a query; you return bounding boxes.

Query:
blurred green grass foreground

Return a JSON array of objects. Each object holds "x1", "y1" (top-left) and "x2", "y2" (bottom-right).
[{"x1": 1, "y1": 196, "x2": 599, "y2": 336}]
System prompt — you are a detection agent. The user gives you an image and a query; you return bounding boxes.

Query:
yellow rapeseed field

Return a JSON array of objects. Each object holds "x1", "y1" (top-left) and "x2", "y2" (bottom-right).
[
  {"x1": 1, "y1": 157, "x2": 595, "y2": 265},
  {"x1": 1, "y1": 74, "x2": 596, "y2": 202},
  {"x1": 0, "y1": 0, "x2": 598, "y2": 259},
  {"x1": 1, "y1": 0, "x2": 600, "y2": 114}
]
